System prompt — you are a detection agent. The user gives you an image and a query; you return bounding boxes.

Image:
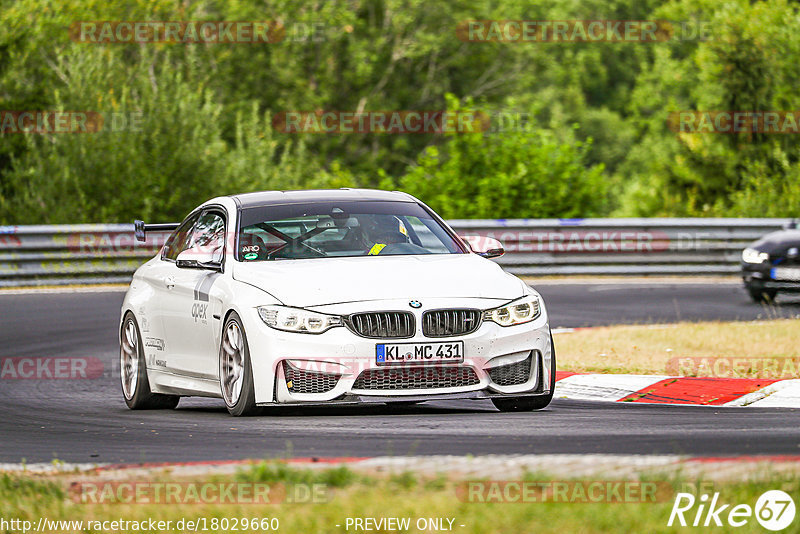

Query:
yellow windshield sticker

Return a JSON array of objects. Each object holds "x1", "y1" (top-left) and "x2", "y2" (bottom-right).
[
  {"x1": 398, "y1": 220, "x2": 408, "y2": 236},
  {"x1": 368, "y1": 243, "x2": 387, "y2": 255}
]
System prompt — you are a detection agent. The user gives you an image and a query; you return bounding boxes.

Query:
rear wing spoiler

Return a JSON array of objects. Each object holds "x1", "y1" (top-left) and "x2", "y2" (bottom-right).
[{"x1": 134, "y1": 220, "x2": 180, "y2": 242}]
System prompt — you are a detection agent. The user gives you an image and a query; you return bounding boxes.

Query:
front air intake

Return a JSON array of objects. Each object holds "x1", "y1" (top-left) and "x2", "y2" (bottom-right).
[
  {"x1": 282, "y1": 361, "x2": 341, "y2": 394},
  {"x1": 488, "y1": 354, "x2": 533, "y2": 386},
  {"x1": 353, "y1": 366, "x2": 480, "y2": 390}
]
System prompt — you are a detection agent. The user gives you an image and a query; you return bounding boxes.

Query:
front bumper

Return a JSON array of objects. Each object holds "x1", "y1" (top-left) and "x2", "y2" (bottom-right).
[
  {"x1": 741, "y1": 263, "x2": 800, "y2": 292},
  {"x1": 262, "y1": 390, "x2": 550, "y2": 407},
  {"x1": 244, "y1": 298, "x2": 552, "y2": 405}
]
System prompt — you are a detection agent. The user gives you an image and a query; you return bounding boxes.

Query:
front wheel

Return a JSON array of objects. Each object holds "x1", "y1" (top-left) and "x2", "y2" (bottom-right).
[
  {"x1": 492, "y1": 336, "x2": 556, "y2": 412},
  {"x1": 748, "y1": 287, "x2": 777, "y2": 303},
  {"x1": 120, "y1": 312, "x2": 180, "y2": 410},
  {"x1": 219, "y1": 312, "x2": 258, "y2": 416}
]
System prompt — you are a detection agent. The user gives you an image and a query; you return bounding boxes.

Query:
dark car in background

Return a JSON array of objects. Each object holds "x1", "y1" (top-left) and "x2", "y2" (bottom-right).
[{"x1": 741, "y1": 220, "x2": 800, "y2": 302}]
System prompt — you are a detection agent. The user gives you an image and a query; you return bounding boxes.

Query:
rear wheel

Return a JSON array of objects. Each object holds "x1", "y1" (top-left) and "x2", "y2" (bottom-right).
[
  {"x1": 220, "y1": 312, "x2": 258, "y2": 416},
  {"x1": 492, "y1": 336, "x2": 556, "y2": 412},
  {"x1": 748, "y1": 288, "x2": 777, "y2": 303},
  {"x1": 120, "y1": 313, "x2": 180, "y2": 410}
]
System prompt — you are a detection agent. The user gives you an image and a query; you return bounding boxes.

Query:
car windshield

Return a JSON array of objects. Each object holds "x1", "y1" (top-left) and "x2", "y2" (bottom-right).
[{"x1": 237, "y1": 200, "x2": 465, "y2": 261}]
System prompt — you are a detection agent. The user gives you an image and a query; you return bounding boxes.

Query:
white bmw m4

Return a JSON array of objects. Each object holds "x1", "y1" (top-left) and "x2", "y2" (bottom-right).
[{"x1": 120, "y1": 189, "x2": 555, "y2": 416}]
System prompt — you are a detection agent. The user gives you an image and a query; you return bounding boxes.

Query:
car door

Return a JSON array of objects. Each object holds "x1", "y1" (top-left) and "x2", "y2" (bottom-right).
[
  {"x1": 144, "y1": 212, "x2": 201, "y2": 374},
  {"x1": 159, "y1": 208, "x2": 226, "y2": 380}
]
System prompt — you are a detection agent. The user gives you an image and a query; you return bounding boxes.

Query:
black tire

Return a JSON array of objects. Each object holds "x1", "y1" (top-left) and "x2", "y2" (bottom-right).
[
  {"x1": 748, "y1": 288, "x2": 777, "y2": 303},
  {"x1": 120, "y1": 312, "x2": 180, "y2": 410},
  {"x1": 492, "y1": 335, "x2": 557, "y2": 412},
  {"x1": 219, "y1": 312, "x2": 259, "y2": 416}
]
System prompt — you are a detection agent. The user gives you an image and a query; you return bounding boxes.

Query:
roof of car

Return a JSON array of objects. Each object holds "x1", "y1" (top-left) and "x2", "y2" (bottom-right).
[{"x1": 231, "y1": 189, "x2": 416, "y2": 208}]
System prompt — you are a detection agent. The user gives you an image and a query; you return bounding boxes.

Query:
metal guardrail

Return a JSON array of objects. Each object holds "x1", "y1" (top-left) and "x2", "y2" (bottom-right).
[
  {"x1": 447, "y1": 218, "x2": 790, "y2": 276},
  {"x1": 0, "y1": 218, "x2": 791, "y2": 287},
  {"x1": 0, "y1": 224, "x2": 170, "y2": 287}
]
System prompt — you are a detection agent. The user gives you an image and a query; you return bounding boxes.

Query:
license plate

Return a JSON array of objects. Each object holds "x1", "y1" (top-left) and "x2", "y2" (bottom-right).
[
  {"x1": 376, "y1": 341, "x2": 464, "y2": 366},
  {"x1": 771, "y1": 267, "x2": 800, "y2": 281}
]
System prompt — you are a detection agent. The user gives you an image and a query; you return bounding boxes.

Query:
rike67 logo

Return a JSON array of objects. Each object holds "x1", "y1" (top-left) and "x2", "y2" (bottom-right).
[{"x1": 668, "y1": 490, "x2": 796, "y2": 531}]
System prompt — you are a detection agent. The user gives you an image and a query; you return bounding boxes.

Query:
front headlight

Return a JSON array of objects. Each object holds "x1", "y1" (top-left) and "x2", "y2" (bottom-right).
[
  {"x1": 257, "y1": 305, "x2": 343, "y2": 334},
  {"x1": 484, "y1": 295, "x2": 541, "y2": 327},
  {"x1": 742, "y1": 247, "x2": 769, "y2": 264}
]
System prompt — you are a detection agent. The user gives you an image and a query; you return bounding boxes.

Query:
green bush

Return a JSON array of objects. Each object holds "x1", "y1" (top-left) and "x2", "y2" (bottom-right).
[
  {"x1": 1, "y1": 0, "x2": 799, "y2": 222},
  {"x1": 399, "y1": 99, "x2": 607, "y2": 219}
]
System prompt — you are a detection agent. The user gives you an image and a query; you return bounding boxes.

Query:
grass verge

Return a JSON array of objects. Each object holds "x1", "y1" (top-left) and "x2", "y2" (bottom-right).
[
  {"x1": 1, "y1": 462, "x2": 797, "y2": 533},
  {"x1": 556, "y1": 319, "x2": 800, "y2": 375}
]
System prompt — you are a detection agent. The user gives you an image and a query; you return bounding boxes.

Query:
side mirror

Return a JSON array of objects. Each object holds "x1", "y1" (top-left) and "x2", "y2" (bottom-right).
[
  {"x1": 461, "y1": 235, "x2": 505, "y2": 259},
  {"x1": 176, "y1": 248, "x2": 222, "y2": 271}
]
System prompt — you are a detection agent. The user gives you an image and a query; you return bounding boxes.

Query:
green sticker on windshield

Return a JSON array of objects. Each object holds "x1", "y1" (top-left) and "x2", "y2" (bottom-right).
[{"x1": 244, "y1": 252, "x2": 258, "y2": 260}]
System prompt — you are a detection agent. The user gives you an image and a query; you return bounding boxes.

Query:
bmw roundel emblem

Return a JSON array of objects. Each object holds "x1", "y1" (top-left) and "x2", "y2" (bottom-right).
[{"x1": 409, "y1": 300, "x2": 422, "y2": 309}]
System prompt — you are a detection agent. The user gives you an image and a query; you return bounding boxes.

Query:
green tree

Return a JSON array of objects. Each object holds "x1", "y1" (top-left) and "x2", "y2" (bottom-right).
[{"x1": 399, "y1": 98, "x2": 607, "y2": 219}]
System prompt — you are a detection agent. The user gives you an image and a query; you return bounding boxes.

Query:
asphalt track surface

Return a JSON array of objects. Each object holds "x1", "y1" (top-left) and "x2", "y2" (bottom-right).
[{"x1": 1, "y1": 282, "x2": 800, "y2": 463}]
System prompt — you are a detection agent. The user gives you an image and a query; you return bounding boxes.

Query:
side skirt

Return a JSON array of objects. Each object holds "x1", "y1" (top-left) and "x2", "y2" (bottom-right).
[{"x1": 148, "y1": 368, "x2": 222, "y2": 398}]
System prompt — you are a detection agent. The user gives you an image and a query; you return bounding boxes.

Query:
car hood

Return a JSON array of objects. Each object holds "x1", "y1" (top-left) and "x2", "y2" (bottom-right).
[{"x1": 232, "y1": 254, "x2": 525, "y2": 307}]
